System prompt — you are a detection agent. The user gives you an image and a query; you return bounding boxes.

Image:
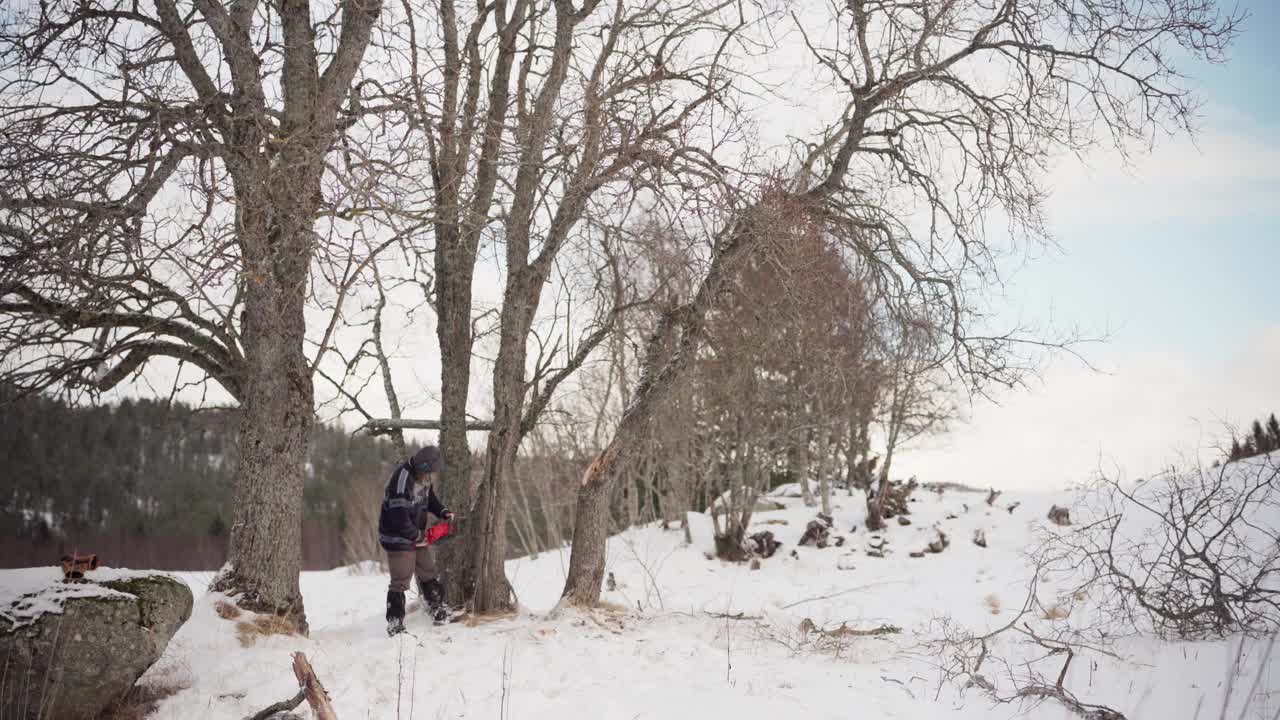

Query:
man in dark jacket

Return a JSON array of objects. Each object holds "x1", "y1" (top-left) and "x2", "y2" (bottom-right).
[{"x1": 379, "y1": 445, "x2": 454, "y2": 635}]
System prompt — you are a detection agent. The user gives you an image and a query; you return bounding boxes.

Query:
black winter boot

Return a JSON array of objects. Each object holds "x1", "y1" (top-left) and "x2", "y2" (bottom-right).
[
  {"x1": 418, "y1": 578, "x2": 449, "y2": 625},
  {"x1": 386, "y1": 591, "x2": 406, "y2": 636}
]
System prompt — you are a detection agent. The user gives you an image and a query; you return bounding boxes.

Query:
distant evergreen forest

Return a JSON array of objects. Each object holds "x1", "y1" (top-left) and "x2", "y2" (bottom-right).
[{"x1": 0, "y1": 386, "x2": 399, "y2": 569}]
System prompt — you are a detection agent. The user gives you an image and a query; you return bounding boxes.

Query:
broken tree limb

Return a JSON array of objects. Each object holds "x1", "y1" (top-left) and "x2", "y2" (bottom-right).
[
  {"x1": 357, "y1": 418, "x2": 494, "y2": 436},
  {"x1": 245, "y1": 690, "x2": 306, "y2": 720},
  {"x1": 291, "y1": 652, "x2": 338, "y2": 720}
]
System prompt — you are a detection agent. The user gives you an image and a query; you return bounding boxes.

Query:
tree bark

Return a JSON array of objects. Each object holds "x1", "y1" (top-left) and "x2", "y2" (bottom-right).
[
  {"x1": 212, "y1": 205, "x2": 315, "y2": 629},
  {"x1": 798, "y1": 430, "x2": 816, "y2": 507},
  {"x1": 291, "y1": 652, "x2": 338, "y2": 720},
  {"x1": 466, "y1": 282, "x2": 537, "y2": 613},
  {"x1": 562, "y1": 441, "x2": 624, "y2": 605},
  {"x1": 817, "y1": 427, "x2": 833, "y2": 516},
  {"x1": 432, "y1": 235, "x2": 480, "y2": 609}
]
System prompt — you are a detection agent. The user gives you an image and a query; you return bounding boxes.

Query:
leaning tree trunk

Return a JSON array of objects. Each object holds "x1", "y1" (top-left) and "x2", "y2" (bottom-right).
[
  {"x1": 866, "y1": 427, "x2": 898, "y2": 532},
  {"x1": 213, "y1": 212, "x2": 315, "y2": 630},
  {"x1": 561, "y1": 200, "x2": 774, "y2": 606},
  {"x1": 562, "y1": 441, "x2": 626, "y2": 605}
]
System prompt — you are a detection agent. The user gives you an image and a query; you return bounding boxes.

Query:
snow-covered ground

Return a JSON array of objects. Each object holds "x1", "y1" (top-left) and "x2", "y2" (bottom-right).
[{"x1": 10, "y1": 474, "x2": 1279, "y2": 719}]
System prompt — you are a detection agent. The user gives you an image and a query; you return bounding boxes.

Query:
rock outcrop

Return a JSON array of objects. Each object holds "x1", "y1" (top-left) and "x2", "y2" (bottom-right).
[{"x1": 0, "y1": 570, "x2": 192, "y2": 720}]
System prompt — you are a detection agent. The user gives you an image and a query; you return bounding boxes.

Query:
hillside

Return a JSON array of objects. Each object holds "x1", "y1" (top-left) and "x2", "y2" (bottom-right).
[
  {"x1": 116, "y1": 459, "x2": 1279, "y2": 720},
  {"x1": 0, "y1": 388, "x2": 397, "y2": 569}
]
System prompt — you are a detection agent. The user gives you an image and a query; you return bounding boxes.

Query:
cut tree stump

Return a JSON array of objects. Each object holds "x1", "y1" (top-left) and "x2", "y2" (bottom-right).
[
  {"x1": 291, "y1": 652, "x2": 338, "y2": 720},
  {"x1": 1047, "y1": 505, "x2": 1072, "y2": 526}
]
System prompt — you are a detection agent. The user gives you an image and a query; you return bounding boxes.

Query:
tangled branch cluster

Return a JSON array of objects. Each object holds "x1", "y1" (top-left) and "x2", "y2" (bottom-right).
[{"x1": 1059, "y1": 454, "x2": 1280, "y2": 639}]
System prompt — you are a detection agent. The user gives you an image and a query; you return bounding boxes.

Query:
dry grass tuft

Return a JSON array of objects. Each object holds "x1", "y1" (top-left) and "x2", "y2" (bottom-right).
[
  {"x1": 595, "y1": 599, "x2": 631, "y2": 615},
  {"x1": 213, "y1": 600, "x2": 241, "y2": 620},
  {"x1": 235, "y1": 613, "x2": 301, "y2": 647},
  {"x1": 462, "y1": 609, "x2": 519, "y2": 627}
]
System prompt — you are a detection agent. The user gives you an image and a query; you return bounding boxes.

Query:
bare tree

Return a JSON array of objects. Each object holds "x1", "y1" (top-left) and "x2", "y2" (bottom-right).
[
  {"x1": 345, "y1": 0, "x2": 759, "y2": 612},
  {"x1": 0, "y1": 0, "x2": 386, "y2": 624},
  {"x1": 865, "y1": 314, "x2": 952, "y2": 531},
  {"x1": 562, "y1": 0, "x2": 1242, "y2": 605}
]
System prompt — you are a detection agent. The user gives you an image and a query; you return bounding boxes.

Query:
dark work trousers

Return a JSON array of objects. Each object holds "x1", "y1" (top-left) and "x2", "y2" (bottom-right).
[{"x1": 387, "y1": 544, "x2": 437, "y2": 593}]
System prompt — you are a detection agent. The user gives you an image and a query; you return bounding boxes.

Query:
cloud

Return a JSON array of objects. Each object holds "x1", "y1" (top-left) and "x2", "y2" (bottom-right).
[
  {"x1": 1046, "y1": 122, "x2": 1280, "y2": 225},
  {"x1": 895, "y1": 325, "x2": 1280, "y2": 490}
]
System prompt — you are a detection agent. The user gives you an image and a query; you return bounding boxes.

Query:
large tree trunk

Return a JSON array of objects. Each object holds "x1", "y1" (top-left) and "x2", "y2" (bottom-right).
[
  {"x1": 433, "y1": 240, "x2": 478, "y2": 607},
  {"x1": 465, "y1": 295, "x2": 533, "y2": 613},
  {"x1": 435, "y1": 243, "x2": 476, "y2": 493},
  {"x1": 213, "y1": 210, "x2": 314, "y2": 630}
]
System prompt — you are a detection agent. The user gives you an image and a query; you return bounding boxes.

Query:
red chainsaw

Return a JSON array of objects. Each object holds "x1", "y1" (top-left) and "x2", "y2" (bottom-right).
[{"x1": 415, "y1": 520, "x2": 455, "y2": 547}]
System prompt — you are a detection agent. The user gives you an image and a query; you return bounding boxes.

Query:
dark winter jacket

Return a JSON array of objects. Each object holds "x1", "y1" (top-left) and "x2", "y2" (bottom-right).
[{"x1": 378, "y1": 461, "x2": 449, "y2": 551}]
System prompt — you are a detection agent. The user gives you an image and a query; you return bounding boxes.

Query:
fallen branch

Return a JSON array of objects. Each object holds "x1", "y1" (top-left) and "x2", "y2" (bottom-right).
[
  {"x1": 705, "y1": 611, "x2": 762, "y2": 621},
  {"x1": 800, "y1": 619, "x2": 901, "y2": 638},
  {"x1": 929, "y1": 558, "x2": 1127, "y2": 720},
  {"x1": 1014, "y1": 683, "x2": 1124, "y2": 720},
  {"x1": 245, "y1": 690, "x2": 305, "y2": 720},
  {"x1": 880, "y1": 675, "x2": 916, "y2": 700},
  {"x1": 292, "y1": 652, "x2": 338, "y2": 720}
]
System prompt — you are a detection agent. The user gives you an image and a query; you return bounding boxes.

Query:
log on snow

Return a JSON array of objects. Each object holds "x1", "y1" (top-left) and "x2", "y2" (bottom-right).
[{"x1": 291, "y1": 652, "x2": 339, "y2": 720}]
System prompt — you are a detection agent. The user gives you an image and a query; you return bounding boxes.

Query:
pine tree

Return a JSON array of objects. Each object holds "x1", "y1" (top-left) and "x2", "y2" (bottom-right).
[
  {"x1": 1251, "y1": 420, "x2": 1269, "y2": 458},
  {"x1": 1229, "y1": 437, "x2": 1243, "y2": 462},
  {"x1": 1267, "y1": 413, "x2": 1280, "y2": 453}
]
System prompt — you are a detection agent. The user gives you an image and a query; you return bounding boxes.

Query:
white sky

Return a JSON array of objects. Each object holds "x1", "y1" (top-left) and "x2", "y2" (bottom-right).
[{"x1": 895, "y1": 94, "x2": 1280, "y2": 489}]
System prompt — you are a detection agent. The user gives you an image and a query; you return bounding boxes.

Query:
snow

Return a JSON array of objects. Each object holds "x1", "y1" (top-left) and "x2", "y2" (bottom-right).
[
  {"x1": 10, "y1": 470, "x2": 1277, "y2": 719},
  {"x1": 0, "y1": 566, "x2": 182, "y2": 630}
]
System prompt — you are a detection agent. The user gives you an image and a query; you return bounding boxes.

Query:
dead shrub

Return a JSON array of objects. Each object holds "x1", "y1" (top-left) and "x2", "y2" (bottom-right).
[
  {"x1": 1042, "y1": 604, "x2": 1070, "y2": 621},
  {"x1": 1055, "y1": 456, "x2": 1280, "y2": 639}
]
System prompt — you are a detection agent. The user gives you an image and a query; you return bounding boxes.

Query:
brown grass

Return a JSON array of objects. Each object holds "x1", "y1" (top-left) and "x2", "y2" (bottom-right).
[
  {"x1": 213, "y1": 600, "x2": 241, "y2": 620},
  {"x1": 595, "y1": 599, "x2": 631, "y2": 615},
  {"x1": 98, "y1": 680, "x2": 188, "y2": 719},
  {"x1": 235, "y1": 613, "x2": 301, "y2": 647},
  {"x1": 462, "y1": 608, "x2": 520, "y2": 627},
  {"x1": 1042, "y1": 604, "x2": 1071, "y2": 620},
  {"x1": 983, "y1": 593, "x2": 1002, "y2": 615}
]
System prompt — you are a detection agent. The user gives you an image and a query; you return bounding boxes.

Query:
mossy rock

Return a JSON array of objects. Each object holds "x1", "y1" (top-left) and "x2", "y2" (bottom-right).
[{"x1": 0, "y1": 573, "x2": 192, "y2": 720}]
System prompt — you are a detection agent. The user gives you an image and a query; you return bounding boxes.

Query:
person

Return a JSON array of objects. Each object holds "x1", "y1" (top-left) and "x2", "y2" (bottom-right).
[{"x1": 379, "y1": 445, "x2": 455, "y2": 635}]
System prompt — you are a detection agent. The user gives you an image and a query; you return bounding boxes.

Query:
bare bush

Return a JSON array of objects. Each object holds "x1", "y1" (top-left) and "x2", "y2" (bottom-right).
[
  {"x1": 1057, "y1": 454, "x2": 1280, "y2": 639},
  {"x1": 930, "y1": 567, "x2": 1126, "y2": 719}
]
